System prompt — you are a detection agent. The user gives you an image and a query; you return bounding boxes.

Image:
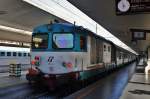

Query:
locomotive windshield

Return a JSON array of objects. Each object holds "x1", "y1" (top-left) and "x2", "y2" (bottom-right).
[
  {"x1": 53, "y1": 33, "x2": 74, "y2": 49},
  {"x1": 32, "y1": 34, "x2": 48, "y2": 49}
]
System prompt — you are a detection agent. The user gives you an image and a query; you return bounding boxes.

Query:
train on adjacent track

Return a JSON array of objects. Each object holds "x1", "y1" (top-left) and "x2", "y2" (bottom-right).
[
  {"x1": 0, "y1": 46, "x2": 30, "y2": 66},
  {"x1": 26, "y1": 22, "x2": 137, "y2": 90}
]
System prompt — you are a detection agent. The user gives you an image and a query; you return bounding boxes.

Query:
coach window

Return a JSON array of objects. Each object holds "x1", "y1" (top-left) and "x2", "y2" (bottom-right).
[
  {"x1": 80, "y1": 36, "x2": 86, "y2": 51},
  {"x1": 7, "y1": 52, "x2": 11, "y2": 56},
  {"x1": 23, "y1": 53, "x2": 26, "y2": 56},
  {"x1": 28, "y1": 53, "x2": 30, "y2": 57},
  {"x1": 104, "y1": 45, "x2": 106, "y2": 51},
  {"x1": 124, "y1": 54, "x2": 127, "y2": 58},
  {"x1": 108, "y1": 46, "x2": 111, "y2": 52},
  {"x1": 13, "y1": 52, "x2": 17, "y2": 56},
  {"x1": 0, "y1": 52, "x2": 5, "y2": 56},
  {"x1": 119, "y1": 53, "x2": 122, "y2": 59},
  {"x1": 18, "y1": 53, "x2": 22, "y2": 57}
]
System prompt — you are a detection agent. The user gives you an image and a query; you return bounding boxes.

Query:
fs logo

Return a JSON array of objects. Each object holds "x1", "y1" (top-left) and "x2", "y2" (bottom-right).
[{"x1": 48, "y1": 56, "x2": 54, "y2": 64}]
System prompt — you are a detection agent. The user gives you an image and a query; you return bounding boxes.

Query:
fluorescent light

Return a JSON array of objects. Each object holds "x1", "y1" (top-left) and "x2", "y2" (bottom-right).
[
  {"x1": 0, "y1": 40, "x2": 31, "y2": 47},
  {"x1": 0, "y1": 25, "x2": 32, "y2": 35},
  {"x1": 23, "y1": 0, "x2": 137, "y2": 55}
]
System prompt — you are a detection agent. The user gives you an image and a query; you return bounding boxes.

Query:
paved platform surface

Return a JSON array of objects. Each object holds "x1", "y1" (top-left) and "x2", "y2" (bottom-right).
[
  {"x1": 121, "y1": 59, "x2": 150, "y2": 99},
  {"x1": 0, "y1": 64, "x2": 30, "y2": 88},
  {"x1": 0, "y1": 64, "x2": 30, "y2": 73},
  {"x1": 65, "y1": 62, "x2": 136, "y2": 99},
  {"x1": 121, "y1": 73, "x2": 150, "y2": 99},
  {"x1": 0, "y1": 71, "x2": 28, "y2": 88}
]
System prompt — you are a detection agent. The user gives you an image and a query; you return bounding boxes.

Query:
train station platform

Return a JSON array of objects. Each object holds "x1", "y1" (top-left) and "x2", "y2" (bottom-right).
[
  {"x1": 121, "y1": 59, "x2": 150, "y2": 99},
  {"x1": 0, "y1": 64, "x2": 30, "y2": 88},
  {"x1": 121, "y1": 73, "x2": 150, "y2": 99},
  {"x1": 63, "y1": 59, "x2": 150, "y2": 99},
  {"x1": 0, "y1": 71, "x2": 28, "y2": 88},
  {"x1": 0, "y1": 64, "x2": 30, "y2": 73},
  {"x1": 65, "y1": 62, "x2": 137, "y2": 99}
]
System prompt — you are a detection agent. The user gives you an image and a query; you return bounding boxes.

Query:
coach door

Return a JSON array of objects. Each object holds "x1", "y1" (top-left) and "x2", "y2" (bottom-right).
[{"x1": 103, "y1": 43, "x2": 111, "y2": 63}]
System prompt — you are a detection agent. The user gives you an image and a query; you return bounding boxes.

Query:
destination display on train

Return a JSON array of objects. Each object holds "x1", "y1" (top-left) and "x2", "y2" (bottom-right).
[{"x1": 116, "y1": 0, "x2": 150, "y2": 15}]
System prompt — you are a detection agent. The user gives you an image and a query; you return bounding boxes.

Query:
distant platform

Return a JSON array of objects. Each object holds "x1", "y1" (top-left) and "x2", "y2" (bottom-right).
[{"x1": 121, "y1": 60, "x2": 150, "y2": 99}]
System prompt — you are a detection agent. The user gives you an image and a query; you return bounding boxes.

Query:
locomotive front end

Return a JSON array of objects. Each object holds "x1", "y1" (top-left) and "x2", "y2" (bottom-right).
[
  {"x1": 30, "y1": 31, "x2": 81, "y2": 75},
  {"x1": 26, "y1": 23, "x2": 87, "y2": 90}
]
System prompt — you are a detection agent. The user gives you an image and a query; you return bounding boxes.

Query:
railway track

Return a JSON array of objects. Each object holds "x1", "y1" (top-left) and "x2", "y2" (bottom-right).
[
  {"x1": 0, "y1": 83, "x2": 51, "y2": 99},
  {"x1": 0, "y1": 80, "x2": 81, "y2": 99}
]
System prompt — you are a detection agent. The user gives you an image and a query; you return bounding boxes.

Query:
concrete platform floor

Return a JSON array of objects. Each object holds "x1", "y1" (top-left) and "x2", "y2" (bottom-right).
[
  {"x1": 120, "y1": 59, "x2": 150, "y2": 99},
  {"x1": 65, "y1": 62, "x2": 137, "y2": 99},
  {"x1": 121, "y1": 73, "x2": 150, "y2": 99},
  {"x1": 0, "y1": 71, "x2": 28, "y2": 88}
]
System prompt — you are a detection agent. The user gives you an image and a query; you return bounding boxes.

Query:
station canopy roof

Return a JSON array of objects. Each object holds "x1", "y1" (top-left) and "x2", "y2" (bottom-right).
[{"x1": 22, "y1": 0, "x2": 137, "y2": 55}]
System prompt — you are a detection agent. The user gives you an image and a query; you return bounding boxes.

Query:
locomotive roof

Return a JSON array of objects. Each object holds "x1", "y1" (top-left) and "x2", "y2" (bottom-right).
[
  {"x1": 33, "y1": 23, "x2": 113, "y2": 43},
  {"x1": 33, "y1": 23, "x2": 135, "y2": 55},
  {"x1": 33, "y1": 23, "x2": 75, "y2": 32}
]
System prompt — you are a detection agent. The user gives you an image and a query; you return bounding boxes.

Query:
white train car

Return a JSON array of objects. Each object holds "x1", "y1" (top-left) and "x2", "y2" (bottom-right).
[
  {"x1": 0, "y1": 46, "x2": 30, "y2": 66},
  {"x1": 148, "y1": 47, "x2": 150, "y2": 60}
]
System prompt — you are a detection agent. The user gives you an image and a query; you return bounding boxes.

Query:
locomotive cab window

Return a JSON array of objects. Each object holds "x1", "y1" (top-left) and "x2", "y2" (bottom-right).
[
  {"x1": 32, "y1": 33, "x2": 48, "y2": 49},
  {"x1": 53, "y1": 33, "x2": 74, "y2": 49}
]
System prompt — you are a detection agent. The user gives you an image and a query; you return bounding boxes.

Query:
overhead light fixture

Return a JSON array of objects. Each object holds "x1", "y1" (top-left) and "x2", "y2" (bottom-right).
[
  {"x1": 0, "y1": 25, "x2": 32, "y2": 35},
  {"x1": 23, "y1": 0, "x2": 137, "y2": 55}
]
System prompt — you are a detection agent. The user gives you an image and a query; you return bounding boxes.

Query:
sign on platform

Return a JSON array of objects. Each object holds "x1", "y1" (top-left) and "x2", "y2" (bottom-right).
[{"x1": 131, "y1": 29, "x2": 146, "y2": 40}]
